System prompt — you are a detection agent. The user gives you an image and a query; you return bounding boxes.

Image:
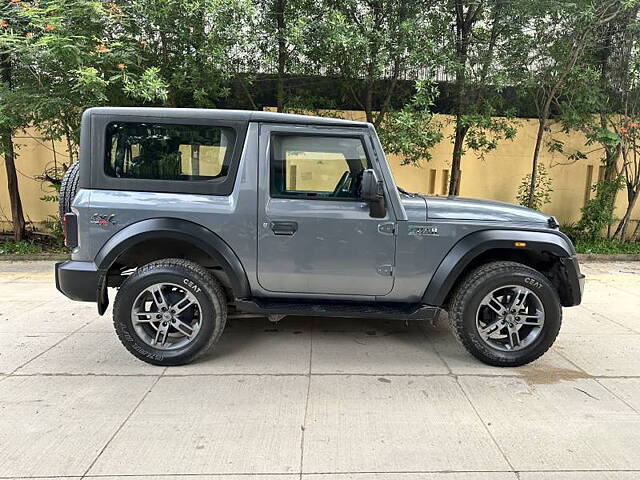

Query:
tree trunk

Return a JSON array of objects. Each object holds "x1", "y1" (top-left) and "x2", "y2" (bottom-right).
[
  {"x1": 449, "y1": 120, "x2": 466, "y2": 195},
  {"x1": 448, "y1": 0, "x2": 475, "y2": 196},
  {"x1": 365, "y1": 81, "x2": 374, "y2": 124},
  {"x1": 527, "y1": 116, "x2": 547, "y2": 208},
  {"x1": 1, "y1": 132, "x2": 26, "y2": 242},
  {"x1": 0, "y1": 52, "x2": 26, "y2": 241},
  {"x1": 275, "y1": 0, "x2": 287, "y2": 112},
  {"x1": 631, "y1": 216, "x2": 640, "y2": 242},
  {"x1": 613, "y1": 188, "x2": 638, "y2": 240}
]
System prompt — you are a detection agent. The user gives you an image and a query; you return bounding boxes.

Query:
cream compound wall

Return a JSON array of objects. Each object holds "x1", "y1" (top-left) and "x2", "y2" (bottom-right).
[
  {"x1": 1, "y1": 112, "x2": 639, "y2": 234},
  {"x1": 0, "y1": 130, "x2": 68, "y2": 230}
]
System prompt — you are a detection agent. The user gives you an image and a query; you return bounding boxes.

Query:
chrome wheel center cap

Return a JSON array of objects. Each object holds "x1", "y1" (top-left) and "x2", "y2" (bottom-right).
[
  {"x1": 505, "y1": 314, "x2": 515, "y2": 323},
  {"x1": 162, "y1": 312, "x2": 172, "y2": 321}
]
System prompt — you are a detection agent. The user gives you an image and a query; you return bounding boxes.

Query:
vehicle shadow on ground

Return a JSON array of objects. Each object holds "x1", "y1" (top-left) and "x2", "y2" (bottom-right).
[{"x1": 182, "y1": 315, "x2": 454, "y2": 374}]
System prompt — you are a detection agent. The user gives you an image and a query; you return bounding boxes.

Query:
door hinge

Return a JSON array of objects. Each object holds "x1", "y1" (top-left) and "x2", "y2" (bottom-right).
[
  {"x1": 376, "y1": 264, "x2": 394, "y2": 276},
  {"x1": 378, "y1": 222, "x2": 396, "y2": 235}
]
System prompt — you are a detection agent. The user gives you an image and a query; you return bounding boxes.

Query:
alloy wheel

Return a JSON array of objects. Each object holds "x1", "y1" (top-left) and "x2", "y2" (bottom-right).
[
  {"x1": 475, "y1": 285, "x2": 545, "y2": 352},
  {"x1": 130, "y1": 282, "x2": 202, "y2": 350}
]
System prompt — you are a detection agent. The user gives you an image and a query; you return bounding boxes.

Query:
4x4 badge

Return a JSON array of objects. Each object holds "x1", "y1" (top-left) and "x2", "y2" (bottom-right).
[
  {"x1": 408, "y1": 225, "x2": 438, "y2": 236},
  {"x1": 90, "y1": 213, "x2": 117, "y2": 227}
]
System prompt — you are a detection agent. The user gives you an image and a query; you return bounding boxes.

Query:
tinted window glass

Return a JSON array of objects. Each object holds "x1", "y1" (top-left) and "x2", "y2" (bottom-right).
[
  {"x1": 271, "y1": 135, "x2": 370, "y2": 199},
  {"x1": 106, "y1": 122, "x2": 235, "y2": 181}
]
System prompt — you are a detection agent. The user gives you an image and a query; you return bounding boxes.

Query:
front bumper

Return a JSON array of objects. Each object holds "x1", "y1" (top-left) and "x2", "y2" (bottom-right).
[
  {"x1": 55, "y1": 260, "x2": 101, "y2": 302},
  {"x1": 561, "y1": 255, "x2": 585, "y2": 307}
]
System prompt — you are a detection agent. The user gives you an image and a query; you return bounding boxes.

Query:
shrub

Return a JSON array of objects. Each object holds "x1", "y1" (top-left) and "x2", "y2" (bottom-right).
[{"x1": 516, "y1": 164, "x2": 553, "y2": 211}]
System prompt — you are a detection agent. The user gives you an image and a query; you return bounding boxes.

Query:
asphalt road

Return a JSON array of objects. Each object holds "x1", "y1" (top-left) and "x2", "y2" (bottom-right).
[{"x1": 0, "y1": 260, "x2": 639, "y2": 479}]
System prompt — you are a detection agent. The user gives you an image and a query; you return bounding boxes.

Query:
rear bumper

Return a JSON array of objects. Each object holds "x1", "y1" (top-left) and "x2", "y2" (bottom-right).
[
  {"x1": 561, "y1": 255, "x2": 585, "y2": 307},
  {"x1": 55, "y1": 260, "x2": 101, "y2": 302}
]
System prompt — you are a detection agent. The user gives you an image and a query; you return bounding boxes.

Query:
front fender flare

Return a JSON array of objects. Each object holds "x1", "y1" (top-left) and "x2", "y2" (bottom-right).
[
  {"x1": 94, "y1": 217, "x2": 250, "y2": 299},
  {"x1": 421, "y1": 229, "x2": 575, "y2": 306}
]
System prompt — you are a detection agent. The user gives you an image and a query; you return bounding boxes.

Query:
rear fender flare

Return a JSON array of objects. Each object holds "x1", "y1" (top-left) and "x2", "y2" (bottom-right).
[
  {"x1": 94, "y1": 218, "x2": 250, "y2": 299},
  {"x1": 421, "y1": 229, "x2": 575, "y2": 306}
]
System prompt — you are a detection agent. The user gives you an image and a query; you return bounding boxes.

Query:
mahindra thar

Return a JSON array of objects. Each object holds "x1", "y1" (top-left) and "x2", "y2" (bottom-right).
[{"x1": 55, "y1": 107, "x2": 585, "y2": 367}]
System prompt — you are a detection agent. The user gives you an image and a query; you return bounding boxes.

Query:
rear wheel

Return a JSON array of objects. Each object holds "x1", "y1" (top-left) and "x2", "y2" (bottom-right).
[
  {"x1": 113, "y1": 258, "x2": 226, "y2": 366},
  {"x1": 449, "y1": 261, "x2": 562, "y2": 367}
]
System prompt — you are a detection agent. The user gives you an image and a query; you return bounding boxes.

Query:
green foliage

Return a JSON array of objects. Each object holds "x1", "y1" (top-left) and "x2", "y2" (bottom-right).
[
  {"x1": 312, "y1": 0, "x2": 442, "y2": 125},
  {"x1": 575, "y1": 238, "x2": 640, "y2": 254},
  {"x1": 0, "y1": 0, "x2": 171, "y2": 158},
  {"x1": 0, "y1": 0, "x2": 638, "y2": 247},
  {"x1": 460, "y1": 109, "x2": 519, "y2": 160},
  {"x1": 576, "y1": 177, "x2": 625, "y2": 240},
  {"x1": 0, "y1": 240, "x2": 43, "y2": 255},
  {"x1": 516, "y1": 164, "x2": 553, "y2": 210},
  {"x1": 123, "y1": 67, "x2": 169, "y2": 103},
  {"x1": 559, "y1": 222, "x2": 581, "y2": 244},
  {"x1": 42, "y1": 215, "x2": 65, "y2": 245},
  {"x1": 378, "y1": 80, "x2": 443, "y2": 165}
]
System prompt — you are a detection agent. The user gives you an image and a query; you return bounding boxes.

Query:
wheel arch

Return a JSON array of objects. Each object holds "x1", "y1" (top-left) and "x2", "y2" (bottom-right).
[
  {"x1": 95, "y1": 218, "x2": 250, "y2": 300},
  {"x1": 422, "y1": 229, "x2": 576, "y2": 308}
]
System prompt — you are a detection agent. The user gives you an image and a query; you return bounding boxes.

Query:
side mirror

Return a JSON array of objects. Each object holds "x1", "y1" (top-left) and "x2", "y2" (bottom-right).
[{"x1": 360, "y1": 169, "x2": 386, "y2": 218}]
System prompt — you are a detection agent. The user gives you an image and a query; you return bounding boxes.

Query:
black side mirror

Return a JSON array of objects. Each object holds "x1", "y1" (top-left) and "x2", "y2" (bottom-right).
[{"x1": 360, "y1": 169, "x2": 386, "y2": 218}]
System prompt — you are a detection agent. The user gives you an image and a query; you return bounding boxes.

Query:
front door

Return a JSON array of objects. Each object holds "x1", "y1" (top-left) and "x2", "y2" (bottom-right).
[{"x1": 257, "y1": 124, "x2": 396, "y2": 296}]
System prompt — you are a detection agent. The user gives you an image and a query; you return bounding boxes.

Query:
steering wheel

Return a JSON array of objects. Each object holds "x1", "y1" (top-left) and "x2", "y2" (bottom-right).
[{"x1": 332, "y1": 171, "x2": 351, "y2": 196}]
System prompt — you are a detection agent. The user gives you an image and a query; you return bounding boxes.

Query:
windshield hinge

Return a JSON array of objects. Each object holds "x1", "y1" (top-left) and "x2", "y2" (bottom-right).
[
  {"x1": 376, "y1": 264, "x2": 394, "y2": 276},
  {"x1": 378, "y1": 222, "x2": 396, "y2": 235}
]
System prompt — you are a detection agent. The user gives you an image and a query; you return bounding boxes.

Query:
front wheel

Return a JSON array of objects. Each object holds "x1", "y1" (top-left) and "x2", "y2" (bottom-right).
[
  {"x1": 449, "y1": 261, "x2": 562, "y2": 367},
  {"x1": 113, "y1": 258, "x2": 227, "y2": 366}
]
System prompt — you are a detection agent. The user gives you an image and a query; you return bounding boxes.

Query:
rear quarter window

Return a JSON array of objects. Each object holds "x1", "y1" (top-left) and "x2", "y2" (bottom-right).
[{"x1": 105, "y1": 122, "x2": 236, "y2": 182}]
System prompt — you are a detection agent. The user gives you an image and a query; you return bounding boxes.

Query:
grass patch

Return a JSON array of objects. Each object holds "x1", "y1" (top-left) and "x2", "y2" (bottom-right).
[
  {"x1": 575, "y1": 238, "x2": 640, "y2": 255},
  {"x1": 0, "y1": 240, "x2": 44, "y2": 255},
  {"x1": 0, "y1": 235, "x2": 68, "y2": 256}
]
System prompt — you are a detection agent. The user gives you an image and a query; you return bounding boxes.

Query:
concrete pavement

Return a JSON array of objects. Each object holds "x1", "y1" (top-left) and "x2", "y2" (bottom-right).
[{"x1": 0, "y1": 260, "x2": 639, "y2": 479}]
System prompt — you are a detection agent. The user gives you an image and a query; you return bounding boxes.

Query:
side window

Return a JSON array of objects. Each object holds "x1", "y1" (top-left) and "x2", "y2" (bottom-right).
[
  {"x1": 270, "y1": 135, "x2": 371, "y2": 199},
  {"x1": 105, "y1": 122, "x2": 235, "y2": 181}
]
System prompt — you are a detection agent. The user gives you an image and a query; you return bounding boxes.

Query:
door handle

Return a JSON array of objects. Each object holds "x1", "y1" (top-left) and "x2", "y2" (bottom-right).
[{"x1": 270, "y1": 221, "x2": 298, "y2": 236}]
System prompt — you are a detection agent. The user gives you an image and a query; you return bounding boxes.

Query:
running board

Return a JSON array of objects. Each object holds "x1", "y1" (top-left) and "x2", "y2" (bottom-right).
[{"x1": 234, "y1": 299, "x2": 441, "y2": 321}]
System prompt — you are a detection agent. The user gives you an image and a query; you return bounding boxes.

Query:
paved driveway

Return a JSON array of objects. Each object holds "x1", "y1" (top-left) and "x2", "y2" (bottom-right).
[{"x1": 0, "y1": 260, "x2": 639, "y2": 479}]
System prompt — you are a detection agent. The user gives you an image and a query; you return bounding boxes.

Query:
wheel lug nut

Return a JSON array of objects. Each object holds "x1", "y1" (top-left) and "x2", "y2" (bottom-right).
[
  {"x1": 171, "y1": 319, "x2": 176, "y2": 323},
  {"x1": 162, "y1": 322, "x2": 168, "y2": 326},
  {"x1": 156, "y1": 314, "x2": 162, "y2": 319}
]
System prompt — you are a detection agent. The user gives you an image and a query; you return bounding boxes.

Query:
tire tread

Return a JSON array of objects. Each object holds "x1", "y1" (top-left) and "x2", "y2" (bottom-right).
[
  {"x1": 59, "y1": 162, "x2": 80, "y2": 222},
  {"x1": 449, "y1": 261, "x2": 561, "y2": 367},
  {"x1": 113, "y1": 258, "x2": 227, "y2": 365}
]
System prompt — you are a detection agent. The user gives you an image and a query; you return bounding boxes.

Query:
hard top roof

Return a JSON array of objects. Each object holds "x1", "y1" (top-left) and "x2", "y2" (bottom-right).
[{"x1": 85, "y1": 107, "x2": 369, "y2": 128}]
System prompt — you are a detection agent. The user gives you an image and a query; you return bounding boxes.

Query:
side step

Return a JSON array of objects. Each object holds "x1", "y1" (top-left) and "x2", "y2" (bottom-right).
[{"x1": 234, "y1": 299, "x2": 441, "y2": 321}]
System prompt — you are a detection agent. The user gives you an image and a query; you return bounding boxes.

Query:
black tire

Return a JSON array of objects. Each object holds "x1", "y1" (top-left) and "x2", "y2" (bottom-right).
[
  {"x1": 113, "y1": 258, "x2": 227, "y2": 366},
  {"x1": 59, "y1": 162, "x2": 80, "y2": 223},
  {"x1": 449, "y1": 261, "x2": 562, "y2": 367}
]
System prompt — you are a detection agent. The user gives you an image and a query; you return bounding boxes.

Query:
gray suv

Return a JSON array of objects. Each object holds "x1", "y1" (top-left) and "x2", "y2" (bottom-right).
[{"x1": 55, "y1": 107, "x2": 585, "y2": 367}]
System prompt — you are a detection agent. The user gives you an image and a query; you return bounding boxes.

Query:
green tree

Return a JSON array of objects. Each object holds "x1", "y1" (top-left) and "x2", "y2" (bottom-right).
[
  {"x1": 116, "y1": 0, "x2": 253, "y2": 108},
  {"x1": 521, "y1": 0, "x2": 623, "y2": 208},
  {"x1": 378, "y1": 80, "x2": 443, "y2": 165},
  {"x1": 248, "y1": 0, "x2": 331, "y2": 112},
  {"x1": 315, "y1": 0, "x2": 441, "y2": 128},
  {"x1": 442, "y1": 0, "x2": 522, "y2": 195},
  {"x1": 0, "y1": 0, "x2": 171, "y2": 239},
  {"x1": 516, "y1": 163, "x2": 553, "y2": 211},
  {"x1": 544, "y1": 2, "x2": 639, "y2": 238}
]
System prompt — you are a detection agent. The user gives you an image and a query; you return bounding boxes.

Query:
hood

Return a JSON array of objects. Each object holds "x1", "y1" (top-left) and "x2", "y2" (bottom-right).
[
  {"x1": 399, "y1": 193, "x2": 428, "y2": 221},
  {"x1": 424, "y1": 196, "x2": 551, "y2": 225}
]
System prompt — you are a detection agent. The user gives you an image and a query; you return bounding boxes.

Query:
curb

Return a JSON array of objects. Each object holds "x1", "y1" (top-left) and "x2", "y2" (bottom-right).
[
  {"x1": 0, "y1": 253, "x2": 70, "y2": 262},
  {"x1": 577, "y1": 253, "x2": 640, "y2": 262}
]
